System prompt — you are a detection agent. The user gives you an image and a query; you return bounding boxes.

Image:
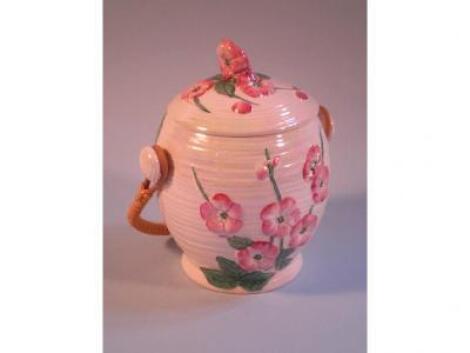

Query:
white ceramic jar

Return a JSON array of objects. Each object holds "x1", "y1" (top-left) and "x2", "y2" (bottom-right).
[{"x1": 128, "y1": 39, "x2": 334, "y2": 293}]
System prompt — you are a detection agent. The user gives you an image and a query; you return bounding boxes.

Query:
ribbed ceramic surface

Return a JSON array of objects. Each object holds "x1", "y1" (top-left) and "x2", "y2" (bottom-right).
[
  {"x1": 157, "y1": 90, "x2": 330, "y2": 271},
  {"x1": 170, "y1": 78, "x2": 319, "y2": 137}
]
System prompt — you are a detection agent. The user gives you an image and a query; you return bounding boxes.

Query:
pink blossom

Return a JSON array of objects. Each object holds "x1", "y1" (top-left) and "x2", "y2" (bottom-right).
[
  {"x1": 256, "y1": 155, "x2": 280, "y2": 180},
  {"x1": 311, "y1": 164, "x2": 330, "y2": 203},
  {"x1": 232, "y1": 101, "x2": 252, "y2": 114},
  {"x1": 289, "y1": 214, "x2": 318, "y2": 248},
  {"x1": 260, "y1": 197, "x2": 301, "y2": 237},
  {"x1": 237, "y1": 73, "x2": 275, "y2": 98},
  {"x1": 295, "y1": 90, "x2": 309, "y2": 100},
  {"x1": 181, "y1": 80, "x2": 214, "y2": 100},
  {"x1": 302, "y1": 145, "x2": 322, "y2": 181},
  {"x1": 200, "y1": 193, "x2": 243, "y2": 236},
  {"x1": 217, "y1": 39, "x2": 251, "y2": 79},
  {"x1": 237, "y1": 241, "x2": 279, "y2": 271}
]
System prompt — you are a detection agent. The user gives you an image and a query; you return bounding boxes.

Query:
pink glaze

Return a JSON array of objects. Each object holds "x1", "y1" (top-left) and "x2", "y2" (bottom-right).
[{"x1": 139, "y1": 39, "x2": 332, "y2": 293}]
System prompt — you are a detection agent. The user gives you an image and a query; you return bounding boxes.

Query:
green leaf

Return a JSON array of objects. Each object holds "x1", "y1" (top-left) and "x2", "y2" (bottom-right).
[
  {"x1": 227, "y1": 236, "x2": 252, "y2": 250},
  {"x1": 216, "y1": 256, "x2": 246, "y2": 280},
  {"x1": 282, "y1": 247, "x2": 296, "y2": 257},
  {"x1": 207, "y1": 73, "x2": 223, "y2": 81},
  {"x1": 276, "y1": 256, "x2": 293, "y2": 270},
  {"x1": 200, "y1": 268, "x2": 238, "y2": 289},
  {"x1": 239, "y1": 271, "x2": 275, "y2": 292},
  {"x1": 275, "y1": 248, "x2": 296, "y2": 270},
  {"x1": 232, "y1": 93, "x2": 258, "y2": 105},
  {"x1": 214, "y1": 79, "x2": 258, "y2": 105},
  {"x1": 193, "y1": 96, "x2": 210, "y2": 113},
  {"x1": 256, "y1": 72, "x2": 271, "y2": 80},
  {"x1": 214, "y1": 80, "x2": 236, "y2": 97}
]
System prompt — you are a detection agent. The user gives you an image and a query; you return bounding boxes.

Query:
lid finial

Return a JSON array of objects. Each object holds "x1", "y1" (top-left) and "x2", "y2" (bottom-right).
[{"x1": 217, "y1": 39, "x2": 253, "y2": 80}]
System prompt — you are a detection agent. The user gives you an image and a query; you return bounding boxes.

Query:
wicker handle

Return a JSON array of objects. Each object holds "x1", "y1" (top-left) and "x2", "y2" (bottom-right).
[
  {"x1": 127, "y1": 145, "x2": 171, "y2": 236},
  {"x1": 319, "y1": 105, "x2": 334, "y2": 140}
]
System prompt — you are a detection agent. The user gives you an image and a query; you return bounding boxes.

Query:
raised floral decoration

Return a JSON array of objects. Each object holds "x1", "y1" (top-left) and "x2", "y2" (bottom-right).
[
  {"x1": 180, "y1": 39, "x2": 309, "y2": 114},
  {"x1": 260, "y1": 197, "x2": 301, "y2": 238},
  {"x1": 180, "y1": 80, "x2": 214, "y2": 113},
  {"x1": 193, "y1": 167, "x2": 276, "y2": 291},
  {"x1": 289, "y1": 213, "x2": 318, "y2": 248},
  {"x1": 303, "y1": 127, "x2": 330, "y2": 203},
  {"x1": 200, "y1": 193, "x2": 243, "y2": 236},
  {"x1": 192, "y1": 128, "x2": 328, "y2": 292},
  {"x1": 294, "y1": 87, "x2": 309, "y2": 100},
  {"x1": 237, "y1": 241, "x2": 279, "y2": 271},
  {"x1": 311, "y1": 165, "x2": 329, "y2": 203}
]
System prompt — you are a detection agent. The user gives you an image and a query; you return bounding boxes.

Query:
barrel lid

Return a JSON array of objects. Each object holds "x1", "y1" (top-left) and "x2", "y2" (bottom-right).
[{"x1": 165, "y1": 39, "x2": 320, "y2": 137}]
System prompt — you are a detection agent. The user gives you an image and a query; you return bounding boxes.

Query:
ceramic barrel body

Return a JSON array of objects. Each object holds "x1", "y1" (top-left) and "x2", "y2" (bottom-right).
[{"x1": 156, "y1": 84, "x2": 331, "y2": 293}]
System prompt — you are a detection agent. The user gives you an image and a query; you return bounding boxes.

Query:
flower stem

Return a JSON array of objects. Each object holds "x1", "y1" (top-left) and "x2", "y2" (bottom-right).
[
  {"x1": 319, "y1": 126, "x2": 324, "y2": 162},
  {"x1": 233, "y1": 94, "x2": 258, "y2": 105},
  {"x1": 154, "y1": 111, "x2": 167, "y2": 143},
  {"x1": 273, "y1": 86, "x2": 295, "y2": 91},
  {"x1": 192, "y1": 167, "x2": 210, "y2": 202},
  {"x1": 193, "y1": 97, "x2": 211, "y2": 113},
  {"x1": 280, "y1": 237, "x2": 284, "y2": 251},
  {"x1": 308, "y1": 204, "x2": 314, "y2": 214},
  {"x1": 264, "y1": 148, "x2": 282, "y2": 202}
]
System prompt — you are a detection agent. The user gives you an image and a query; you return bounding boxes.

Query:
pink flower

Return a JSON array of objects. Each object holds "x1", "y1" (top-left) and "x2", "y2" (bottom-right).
[
  {"x1": 236, "y1": 73, "x2": 275, "y2": 98},
  {"x1": 311, "y1": 164, "x2": 330, "y2": 203},
  {"x1": 200, "y1": 193, "x2": 243, "y2": 236},
  {"x1": 256, "y1": 155, "x2": 280, "y2": 180},
  {"x1": 302, "y1": 145, "x2": 322, "y2": 181},
  {"x1": 217, "y1": 39, "x2": 251, "y2": 79},
  {"x1": 232, "y1": 101, "x2": 252, "y2": 114},
  {"x1": 237, "y1": 241, "x2": 279, "y2": 271},
  {"x1": 181, "y1": 80, "x2": 214, "y2": 100},
  {"x1": 260, "y1": 197, "x2": 301, "y2": 237},
  {"x1": 289, "y1": 214, "x2": 318, "y2": 248},
  {"x1": 295, "y1": 90, "x2": 309, "y2": 100}
]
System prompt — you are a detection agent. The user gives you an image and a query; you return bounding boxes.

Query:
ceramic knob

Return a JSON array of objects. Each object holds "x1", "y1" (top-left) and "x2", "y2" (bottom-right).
[{"x1": 139, "y1": 146, "x2": 161, "y2": 185}]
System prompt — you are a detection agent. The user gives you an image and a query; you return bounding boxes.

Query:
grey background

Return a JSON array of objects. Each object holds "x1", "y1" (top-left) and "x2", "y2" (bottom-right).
[{"x1": 104, "y1": 0, "x2": 366, "y2": 352}]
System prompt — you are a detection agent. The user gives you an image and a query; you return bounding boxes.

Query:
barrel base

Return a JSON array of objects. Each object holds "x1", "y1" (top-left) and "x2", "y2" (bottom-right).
[{"x1": 181, "y1": 253, "x2": 303, "y2": 294}]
